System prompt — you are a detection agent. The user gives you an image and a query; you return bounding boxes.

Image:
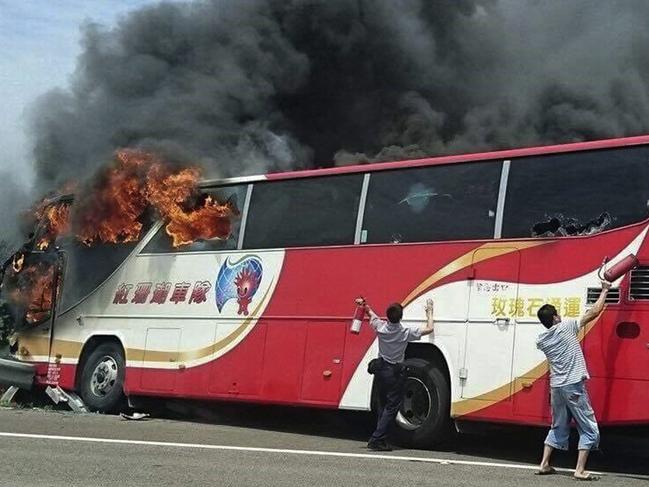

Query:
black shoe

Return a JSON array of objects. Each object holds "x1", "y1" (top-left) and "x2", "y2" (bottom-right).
[{"x1": 367, "y1": 440, "x2": 393, "y2": 452}]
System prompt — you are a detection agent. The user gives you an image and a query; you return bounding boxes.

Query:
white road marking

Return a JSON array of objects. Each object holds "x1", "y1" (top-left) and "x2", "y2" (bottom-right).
[{"x1": 0, "y1": 430, "x2": 637, "y2": 478}]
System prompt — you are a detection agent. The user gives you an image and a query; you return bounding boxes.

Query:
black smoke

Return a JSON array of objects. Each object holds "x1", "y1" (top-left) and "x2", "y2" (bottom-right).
[{"x1": 28, "y1": 0, "x2": 649, "y2": 191}]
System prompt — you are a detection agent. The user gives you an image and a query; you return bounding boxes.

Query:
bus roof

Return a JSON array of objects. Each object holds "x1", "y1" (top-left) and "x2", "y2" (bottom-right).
[{"x1": 200, "y1": 134, "x2": 649, "y2": 187}]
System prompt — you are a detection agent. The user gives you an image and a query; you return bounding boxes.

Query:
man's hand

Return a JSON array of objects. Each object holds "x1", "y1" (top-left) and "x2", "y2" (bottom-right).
[
  {"x1": 356, "y1": 297, "x2": 377, "y2": 320},
  {"x1": 420, "y1": 298, "x2": 435, "y2": 336},
  {"x1": 425, "y1": 298, "x2": 434, "y2": 316},
  {"x1": 580, "y1": 280, "x2": 612, "y2": 328}
]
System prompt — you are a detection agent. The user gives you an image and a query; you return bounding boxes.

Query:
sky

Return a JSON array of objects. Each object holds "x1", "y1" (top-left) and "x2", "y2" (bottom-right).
[{"x1": 0, "y1": 0, "x2": 160, "y2": 187}]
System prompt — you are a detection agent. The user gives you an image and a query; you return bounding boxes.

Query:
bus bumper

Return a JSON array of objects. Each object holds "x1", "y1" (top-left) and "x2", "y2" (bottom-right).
[{"x1": 0, "y1": 358, "x2": 35, "y2": 390}]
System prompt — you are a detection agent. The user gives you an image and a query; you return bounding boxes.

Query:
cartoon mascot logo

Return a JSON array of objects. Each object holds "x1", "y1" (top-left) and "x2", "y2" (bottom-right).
[{"x1": 215, "y1": 256, "x2": 263, "y2": 315}]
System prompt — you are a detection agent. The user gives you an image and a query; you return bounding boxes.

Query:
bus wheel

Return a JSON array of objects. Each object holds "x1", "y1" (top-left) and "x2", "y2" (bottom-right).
[
  {"x1": 393, "y1": 358, "x2": 451, "y2": 449},
  {"x1": 79, "y1": 342, "x2": 126, "y2": 413}
]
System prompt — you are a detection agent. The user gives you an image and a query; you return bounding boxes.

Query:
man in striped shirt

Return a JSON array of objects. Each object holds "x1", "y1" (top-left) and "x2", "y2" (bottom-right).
[{"x1": 535, "y1": 280, "x2": 611, "y2": 481}]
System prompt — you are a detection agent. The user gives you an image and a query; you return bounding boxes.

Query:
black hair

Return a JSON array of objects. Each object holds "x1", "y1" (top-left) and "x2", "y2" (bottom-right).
[
  {"x1": 386, "y1": 303, "x2": 403, "y2": 324},
  {"x1": 537, "y1": 304, "x2": 557, "y2": 329}
]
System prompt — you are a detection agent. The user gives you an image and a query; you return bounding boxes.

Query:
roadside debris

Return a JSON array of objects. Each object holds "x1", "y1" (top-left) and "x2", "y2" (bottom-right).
[
  {"x1": 0, "y1": 385, "x2": 19, "y2": 405},
  {"x1": 120, "y1": 412, "x2": 150, "y2": 421},
  {"x1": 45, "y1": 385, "x2": 88, "y2": 413}
]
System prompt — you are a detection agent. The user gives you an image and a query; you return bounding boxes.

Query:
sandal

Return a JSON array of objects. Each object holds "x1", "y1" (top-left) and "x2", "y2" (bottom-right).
[
  {"x1": 573, "y1": 474, "x2": 600, "y2": 481},
  {"x1": 535, "y1": 467, "x2": 557, "y2": 476}
]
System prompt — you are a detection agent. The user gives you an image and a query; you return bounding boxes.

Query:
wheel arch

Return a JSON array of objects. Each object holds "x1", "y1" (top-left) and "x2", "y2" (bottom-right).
[
  {"x1": 74, "y1": 334, "x2": 126, "y2": 390},
  {"x1": 405, "y1": 342, "x2": 454, "y2": 404},
  {"x1": 371, "y1": 342, "x2": 455, "y2": 414}
]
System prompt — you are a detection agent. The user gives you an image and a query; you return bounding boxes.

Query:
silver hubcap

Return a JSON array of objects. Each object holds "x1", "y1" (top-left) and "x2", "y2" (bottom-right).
[
  {"x1": 396, "y1": 377, "x2": 432, "y2": 431},
  {"x1": 90, "y1": 356, "x2": 118, "y2": 397}
]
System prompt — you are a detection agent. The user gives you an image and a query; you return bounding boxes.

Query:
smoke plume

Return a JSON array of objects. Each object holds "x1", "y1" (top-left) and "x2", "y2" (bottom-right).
[{"x1": 28, "y1": 0, "x2": 649, "y2": 191}]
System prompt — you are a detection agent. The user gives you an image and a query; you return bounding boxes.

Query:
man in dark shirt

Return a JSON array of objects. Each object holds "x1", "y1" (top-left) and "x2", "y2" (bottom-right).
[{"x1": 356, "y1": 297, "x2": 434, "y2": 451}]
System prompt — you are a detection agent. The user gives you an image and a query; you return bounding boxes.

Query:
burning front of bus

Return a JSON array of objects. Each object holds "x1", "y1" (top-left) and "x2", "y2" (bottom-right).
[{"x1": 0, "y1": 149, "x2": 240, "y2": 383}]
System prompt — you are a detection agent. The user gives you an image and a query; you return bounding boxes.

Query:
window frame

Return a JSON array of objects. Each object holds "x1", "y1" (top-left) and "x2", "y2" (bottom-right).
[
  {"x1": 499, "y1": 146, "x2": 649, "y2": 240},
  {"x1": 242, "y1": 173, "x2": 365, "y2": 250},
  {"x1": 138, "y1": 182, "x2": 252, "y2": 255},
  {"x1": 358, "y1": 160, "x2": 505, "y2": 245}
]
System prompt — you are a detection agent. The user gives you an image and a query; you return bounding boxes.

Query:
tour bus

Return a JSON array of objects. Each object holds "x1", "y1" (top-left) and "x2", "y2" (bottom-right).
[{"x1": 2, "y1": 135, "x2": 649, "y2": 448}]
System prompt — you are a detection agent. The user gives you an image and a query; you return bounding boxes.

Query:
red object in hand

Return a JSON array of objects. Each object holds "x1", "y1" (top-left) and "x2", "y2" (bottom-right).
[
  {"x1": 603, "y1": 254, "x2": 639, "y2": 282},
  {"x1": 351, "y1": 301, "x2": 366, "y2": 334}
]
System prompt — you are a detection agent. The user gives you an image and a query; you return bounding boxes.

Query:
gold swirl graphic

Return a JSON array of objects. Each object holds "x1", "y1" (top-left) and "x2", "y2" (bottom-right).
[{"x1": 402, "y1": 241, "x2": 547, "y2": 307}]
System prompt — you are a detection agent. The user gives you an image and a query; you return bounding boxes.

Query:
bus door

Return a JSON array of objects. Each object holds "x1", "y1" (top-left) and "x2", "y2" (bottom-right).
[
  {"x1": 2, "y1": 248, "x2": 65, "y2": 386},
  {"x1": 461, "y1": 248, "x2": 520, "y2": 402}
]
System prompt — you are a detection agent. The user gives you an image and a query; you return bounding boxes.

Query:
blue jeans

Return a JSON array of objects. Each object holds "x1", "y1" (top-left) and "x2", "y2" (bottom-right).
[{"x1": 545, "y1": 380, "x2": 600, "y2": 451}]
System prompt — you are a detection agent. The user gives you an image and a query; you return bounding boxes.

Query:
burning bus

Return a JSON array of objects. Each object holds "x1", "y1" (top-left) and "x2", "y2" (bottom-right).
[{"x1": 2, "y1": 135, "x2": 649, "y2": 448}]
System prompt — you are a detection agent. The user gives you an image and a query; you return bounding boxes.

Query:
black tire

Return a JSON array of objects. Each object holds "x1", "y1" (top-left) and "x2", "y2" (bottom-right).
[
  {"x1": 79, "y1": 342, "x2": 126, "y2": 413},
  {"x1": 390, "y1": 358, "x2": 452, "y2": 449}
]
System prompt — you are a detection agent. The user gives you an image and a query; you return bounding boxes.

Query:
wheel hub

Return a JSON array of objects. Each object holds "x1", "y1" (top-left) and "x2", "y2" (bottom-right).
[
  {"x1": 90, "y1": 356, "x2": 118, "y2": 397},
  {"x1": 396, "y1": 377, "x2": 433, "y2": 431}
]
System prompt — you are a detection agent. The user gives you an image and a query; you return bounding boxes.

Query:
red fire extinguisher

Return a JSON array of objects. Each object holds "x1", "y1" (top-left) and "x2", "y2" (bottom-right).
[
  {"x1": 598, "y1": 253, "x2": 639, "y2": 282},
  {"x1": 351, "y1": 297, "x2": 366, "y2": 334}
]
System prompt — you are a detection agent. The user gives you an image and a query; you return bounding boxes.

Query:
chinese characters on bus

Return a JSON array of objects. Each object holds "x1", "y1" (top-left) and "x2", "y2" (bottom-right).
[
  {"x1": 113, "y1": 280, "x2": 212, "y2": 305},
  {"x1": 491, "y1": 296, "x2": 582, "y2": 318},
  {"x1": 476, "y1": 283, "x2": 510, "y2": 293}
]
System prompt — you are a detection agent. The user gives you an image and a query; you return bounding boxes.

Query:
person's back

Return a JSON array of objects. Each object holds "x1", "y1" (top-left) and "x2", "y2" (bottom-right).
[
  {"x1": 355, "y1": 298, "x2": 434, "y2": 451},
  {"x1": 371, "y1": 316, "x2": 421, "y2": 364},
  {"x1": 536, "y1": 318, "x2": 589, "y2": 388}
]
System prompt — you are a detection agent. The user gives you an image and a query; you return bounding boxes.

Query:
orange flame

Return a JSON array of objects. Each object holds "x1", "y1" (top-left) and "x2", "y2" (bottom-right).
[
  {"x1": 29, "y1": 149, "x2": 234, "y2": 249},
  {"x1": 7, "y1": 261, "x2": 56, "y2": 325},
  {"x1": 11, "y1": 253, "x2": 24, "y2": 273},
  {"x1": 74, "y1": 150, "x2": 150, "y2": 245},
  {"x1": 34, "y1": 202, "x2": 71, "y2": 250},
  {"x1": 69, "y1": 149, "x2": 236, "y2": 247},
  {"x1": 146, "y1": 163, "x2": 238, "y2": 247},
  {"x1": 8, "y1": 149, "x2": 234, "y2": 327}
]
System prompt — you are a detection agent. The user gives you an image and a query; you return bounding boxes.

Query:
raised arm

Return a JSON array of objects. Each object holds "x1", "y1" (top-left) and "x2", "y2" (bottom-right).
[
  {"x1": 580, "y1": 280, "x2": 611, "y2": 328},
  {"x1": 420, "y1": 298, "x2": 435, "y2": 336},
  {"x1": 355, "y1": 297, "x2": 381, "y2": 328}
]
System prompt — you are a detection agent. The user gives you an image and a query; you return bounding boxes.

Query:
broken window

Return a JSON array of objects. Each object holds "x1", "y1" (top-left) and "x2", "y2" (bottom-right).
[
  {"x1": 0, "y1": 250, "x2": 61, "y2": 332},
  {"x1": 503, "y1": 146, "x2": 649, "y2": 238},
  {"x1": 531, "y1": 212, "x2": 612, "y2": 237},
  {"x1": 362, "y1": 161, "x2": 501, "y2": 244},
  {"x1": 143, "y1": 184, "x2": 246, "y2": 253}
]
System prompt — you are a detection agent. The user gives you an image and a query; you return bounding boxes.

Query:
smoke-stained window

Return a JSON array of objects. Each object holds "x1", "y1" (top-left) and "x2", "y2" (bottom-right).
[
  {"x1": 0, "y1": 198, "x2": 153, "y2": 315},
  {"x1": 142, "y1": 185, "x2": 246, "y2": 253},
  {"x1": 244, "y1": 175, "x2": 363, "y2": 249},
  {"x1": 58, "y1": 240, "x2": 140, "y2": 312},
  {"x1": 362, "y1": 162, "x2": 501, "y2": 244},
  {"x1": 502, "y1": 146, "x2": 649, "y2": 238}
]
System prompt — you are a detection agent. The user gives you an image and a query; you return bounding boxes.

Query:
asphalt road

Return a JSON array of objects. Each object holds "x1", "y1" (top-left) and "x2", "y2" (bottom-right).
[{"x1": 0, "y1": 403, "x2": 648, "y2": 487}]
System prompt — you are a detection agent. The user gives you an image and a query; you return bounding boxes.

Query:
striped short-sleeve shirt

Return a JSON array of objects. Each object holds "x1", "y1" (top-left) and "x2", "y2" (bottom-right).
[{"x1": 536, "y1": 319, "x2": 590, "y2": 388}]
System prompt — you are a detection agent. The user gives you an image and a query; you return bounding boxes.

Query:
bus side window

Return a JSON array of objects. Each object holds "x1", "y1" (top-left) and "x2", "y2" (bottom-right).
[
  {"x1": 142, "y1": 184, "x2": 246, "y2": 253},
  {"x1": 58, "y1": 226, "x2": 152, "y2": 311},
  {"x1": 361, "y1": 161, "x2": 501, "y2": 244},
  {"x1": 243, "y1": 174, "x2": 363, "y2": 249},
  {"x1": 502, "y1": 146, "x2": 649, "y2": 238}
]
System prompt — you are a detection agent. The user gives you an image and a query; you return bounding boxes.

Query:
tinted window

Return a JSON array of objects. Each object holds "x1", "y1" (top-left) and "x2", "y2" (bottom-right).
[
  {"x1": 143, "y1": 185, "x2": 246, "y2": 253},
  {"x1": 59, "y1": 239, "x2": 139, "y2": 311},
  {"x1": 56, "y1": 210, "x2": 154, "y2": 311},
  {"x1": 503, "y1": 146, "x2": 649, "y2": 238},
  {"x1": 362, "y1": 162, "x2": 501, "y2": 243},
  {"x1": 244, "y1": 175, "x2": 363, "y2": 248}
]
